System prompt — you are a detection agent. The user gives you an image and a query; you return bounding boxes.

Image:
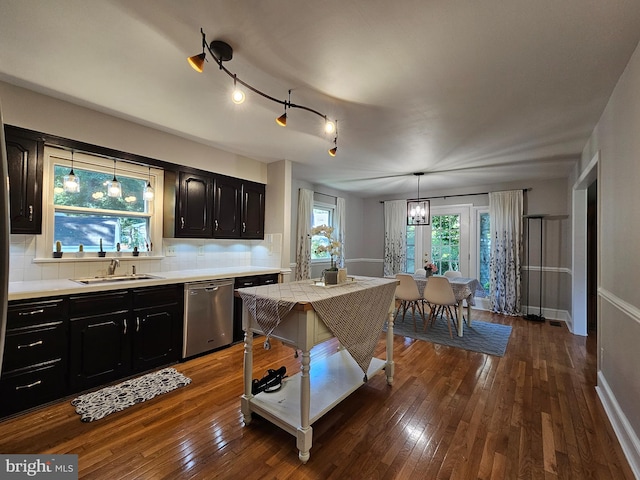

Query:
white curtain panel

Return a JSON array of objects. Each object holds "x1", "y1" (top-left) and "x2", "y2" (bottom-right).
[
  {"x1": 489, "y1": 190, "x2": 523, "y2": 315},
  {"x1": 295, "y1": 188, "x2": 314, "y2": 281},
  {"x1": 335, "y1": 197, "x2": 346, "y2": 268},
  {"x1": 383, "y1": 200, "x2": 407, "y2": 276}
]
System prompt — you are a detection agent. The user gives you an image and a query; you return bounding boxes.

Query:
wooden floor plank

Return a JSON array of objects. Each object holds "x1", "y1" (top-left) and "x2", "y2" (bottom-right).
[{"x1": 0, "y1": 311, "x2": 635, "y2": 479}]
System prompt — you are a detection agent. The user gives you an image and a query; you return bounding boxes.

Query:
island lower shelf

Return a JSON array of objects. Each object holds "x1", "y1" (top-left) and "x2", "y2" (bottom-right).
[{"x1": 247, "y1": 349, "x2": 386, "y2": 435}]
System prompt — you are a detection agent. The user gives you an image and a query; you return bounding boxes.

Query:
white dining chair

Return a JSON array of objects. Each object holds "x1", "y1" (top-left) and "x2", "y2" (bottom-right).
[
  {"x1": 422, "y1": 275, "x2": 458, "y2": 338},
  {"x1": 394, "y1": 274, "x2": 425, "y2": 330},
  {"x1": 443, "y1": 270, "x2": 462, "y2": 279},
  {"x1": 415, "y1": 268, "x2": 427, "y2": 276}
]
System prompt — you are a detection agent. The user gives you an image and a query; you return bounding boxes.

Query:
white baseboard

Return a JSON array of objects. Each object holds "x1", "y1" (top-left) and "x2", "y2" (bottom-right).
[{"x1": 596, "y1": 372, "x2": 640, "y2": 478}]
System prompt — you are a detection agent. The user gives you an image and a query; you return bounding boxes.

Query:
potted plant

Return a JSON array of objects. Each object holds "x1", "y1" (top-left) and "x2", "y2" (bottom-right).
[
  {"x1": 312, "y1": 225, "x2": 342, "y2": 284},
  {"x1": 53, "y1": 240, "x2": 63, "y2": 258},
  {"x1": 132, "y1": 246, "x2": 139, "y2": 257},
  {"x1": 77, "y1": 244, "x2": 84, "y2": 258},
  {"x1": 98, "y1": 238, "x2": 106, "y2": 257}
]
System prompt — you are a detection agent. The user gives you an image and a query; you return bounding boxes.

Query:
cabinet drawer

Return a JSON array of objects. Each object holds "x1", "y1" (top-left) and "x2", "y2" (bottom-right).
[
  {"x1": 260, "y1": 273, "x2": 279, "y2": 285},
  {"x1": 3, "y1": 321, "x2": 66, "y2": 372},
  {"x1": 132, "y1": 285, "x2": 180, "y2": 308},
  {"x1": 0, "y1": 361, "x2": 66, "y2": 417},
  {"x1": 69, "y1": 290, "x2": 130, "y2": 318},
  {"x1": 8, "y1": 298, "x2": 65, "y2": 327}
]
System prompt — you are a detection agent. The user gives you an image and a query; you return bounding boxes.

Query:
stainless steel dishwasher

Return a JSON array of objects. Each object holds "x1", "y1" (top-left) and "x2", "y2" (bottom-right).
[{"x1": 183, "y1": 278, "x2": 234, "y2": 358}]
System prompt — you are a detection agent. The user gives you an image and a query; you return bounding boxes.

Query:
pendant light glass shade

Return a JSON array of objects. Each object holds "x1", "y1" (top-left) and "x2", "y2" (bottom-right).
[
  {"x1": 407, "y1": 173, "x2": 430, "y2": 225},
  {"x1": 143, "y1": 166, "x2": 154, "y2": 201},
  {"x1": 63, "y1": 151, "x2": 80, "y2": 193},
  {"x1": 107, "y1": 160, "x2": 122, "y2": 198},
  {"x1": 276, "y1": 109, "x2": 287, "y2": 127}
]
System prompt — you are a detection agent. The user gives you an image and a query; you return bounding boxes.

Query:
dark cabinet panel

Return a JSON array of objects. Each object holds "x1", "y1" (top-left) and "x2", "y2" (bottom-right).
[
  {"x1": 1, "y1": 298, "x2": 68, "y2": 417},
  {"x1": 241, "y1": 181, "x2": 265, "y2": 239},
  {"x1": 176, "y1": 171, "x2": 213, "y2": 237},
  {"x1": 233, "y1": 273, "x2": 280, "y2": 343},
  {"x1": 69, "y1": 310, "x2": 131, "y2": 392},
  {"x1": 131, "y1": 285, "x2": 183, "y2": 372},
  {"x1": 165, "y1": 168, "x2": 265, "y2": 239},
  {"x1": 5, "y1": 126, "x2": 43, "y2": 234},
  {"x1": 213, "y1": 175, "x2": 241, "y2": 238}
]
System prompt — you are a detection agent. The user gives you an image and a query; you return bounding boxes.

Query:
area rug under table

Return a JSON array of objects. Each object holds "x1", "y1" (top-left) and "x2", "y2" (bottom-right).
[
  {"x1": 71, "y1": 367, "x2": 191, "y2": 422},
  {"x1": 387, "y1": 313, "x2": 512, "y2": 357}
]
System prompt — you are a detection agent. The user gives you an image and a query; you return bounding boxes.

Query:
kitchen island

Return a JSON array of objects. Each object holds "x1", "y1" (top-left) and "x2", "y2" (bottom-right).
[{"x1": 237, "y1": 276, "x2": 398, "y2": 463}]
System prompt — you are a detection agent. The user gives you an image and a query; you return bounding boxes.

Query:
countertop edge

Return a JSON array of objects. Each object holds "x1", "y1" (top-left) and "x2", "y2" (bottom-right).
[{"x1": 9, "y1": 267, "x2": 287, "y2": 302}]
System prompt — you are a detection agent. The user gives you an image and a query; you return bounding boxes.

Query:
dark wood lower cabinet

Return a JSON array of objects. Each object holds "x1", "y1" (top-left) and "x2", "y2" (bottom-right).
[
  {"x1": 1, "y1": 285, "x2": 184, "y2": 418},
  {"x1": 69, "y1": 311, "x2": 131, "y2": 392}
]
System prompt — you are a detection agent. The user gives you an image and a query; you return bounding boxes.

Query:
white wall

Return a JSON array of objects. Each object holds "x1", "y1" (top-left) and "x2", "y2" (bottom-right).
[{"x1": 579, "y1": 40, "x2": 640, "y2": 476}]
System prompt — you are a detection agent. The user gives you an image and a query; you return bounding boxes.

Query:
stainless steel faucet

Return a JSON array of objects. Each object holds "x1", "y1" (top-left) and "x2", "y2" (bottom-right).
[{"x1": 107, "y1": 259, "x2": 120, "y2": 276}]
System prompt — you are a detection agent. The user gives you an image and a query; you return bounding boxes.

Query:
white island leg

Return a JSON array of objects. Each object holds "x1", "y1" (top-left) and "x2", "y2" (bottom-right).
[
  {"x1": 385, "y1": 309, "x2": 394, "y2": 385},
  {"x1": 241, "y1": 328, "x2": 254, "y2": 424},
  {"x1": 296, "y1": 349, "x2": 313, "y2": 463}
]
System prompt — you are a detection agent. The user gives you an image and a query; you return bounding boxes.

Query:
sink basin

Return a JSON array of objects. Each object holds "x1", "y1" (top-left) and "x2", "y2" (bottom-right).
[{"x1": 72, "y1": 274, "x2": 163, "y2": 284}]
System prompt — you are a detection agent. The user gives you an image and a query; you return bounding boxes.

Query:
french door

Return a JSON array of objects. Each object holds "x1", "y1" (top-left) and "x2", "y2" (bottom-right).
[{"x1": 416, "y1": 205, "x2": 470, "y2": 276}]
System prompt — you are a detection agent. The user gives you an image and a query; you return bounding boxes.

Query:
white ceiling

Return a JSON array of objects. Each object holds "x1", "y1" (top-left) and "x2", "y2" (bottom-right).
[{"x1": 1, "y1": 0, "x2": 639, "y2": 198}]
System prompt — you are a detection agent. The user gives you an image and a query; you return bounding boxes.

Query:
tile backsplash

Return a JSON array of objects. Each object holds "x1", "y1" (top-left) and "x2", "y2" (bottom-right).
[{"x1": 8, "y1": 234, "x2": 283, "y2": 282}]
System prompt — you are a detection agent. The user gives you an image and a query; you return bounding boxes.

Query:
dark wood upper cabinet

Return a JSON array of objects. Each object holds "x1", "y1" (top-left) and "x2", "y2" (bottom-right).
[
  {"x1": 213, "y1": 175, "x2": 241, "y2": 238},
  {"x1": 5, "y1": 126, "x2": 44, "y2": 234},
  {"x1": 175, "y1": 170, "x2": 214, "y2": 238},
  {"x1": 241, "y1": 181, "x2": 265, "y2": 239},
  {"x1": 165, "y1": 168, "x2": 265, "y2": 240}
]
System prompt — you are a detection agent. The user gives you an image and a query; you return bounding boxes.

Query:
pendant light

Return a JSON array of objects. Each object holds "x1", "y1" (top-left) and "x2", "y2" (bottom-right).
[
  {"x1": 107, "y1": 160, "x2": 122, "y2": 198},
  {"x1": 143, "y1": 166, "x2": 154, "y2": 201},
  {"x1": 63, "y1": 151, "x2": 80, "y2": 193},
  {"x1": 276, "y1": 90, "x2": 291, "y2": 127},
  {"x1": 407, "y1": 173, "x2": 430, "y2": 226}
]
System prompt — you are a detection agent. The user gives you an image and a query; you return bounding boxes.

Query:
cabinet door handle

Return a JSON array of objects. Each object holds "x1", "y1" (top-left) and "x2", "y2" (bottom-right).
[
  {"x1": 18, "y1": 309, "x2": 45, "y2": 316},
  {"x1": 123, "y1": 318, "x2": 128, "y2": 335},
  {"x1": 28, "y1": 205, "x2": 33, "y2": 222},
  {"x1": 181, "y1": 216, "x2": 185, "y2": 229},
  {"x1": 215, "y1": 219, "x2": 218, "y2": 230},
  {"x1": 16, "y1": 380, "x2": 42, "y2": 391},
  {"x1": 17, "y1": 340, "x2": 43, "y2": 349},
  {"x1": 242, "y1": 222, "x2": 246, "y2": 233},
  {"x1": 136, "y1": 317, "x2": 140, "y2": 332}
]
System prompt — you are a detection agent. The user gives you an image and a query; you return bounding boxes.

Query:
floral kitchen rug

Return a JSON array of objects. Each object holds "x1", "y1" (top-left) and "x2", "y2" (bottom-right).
[{"x1": 71, "y1": 367, "x2": 191, "y2": 422}]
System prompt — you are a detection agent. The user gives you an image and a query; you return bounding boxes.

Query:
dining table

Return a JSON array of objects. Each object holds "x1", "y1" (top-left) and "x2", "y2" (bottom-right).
[{"x1": 408, "y1": 274, "x2": 486, "y2": 337}]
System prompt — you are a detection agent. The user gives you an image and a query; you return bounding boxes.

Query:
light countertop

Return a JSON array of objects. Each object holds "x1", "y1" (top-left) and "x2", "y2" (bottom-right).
[{"x1": 8, "y1": 266, "x2": 286, "y2": 301}]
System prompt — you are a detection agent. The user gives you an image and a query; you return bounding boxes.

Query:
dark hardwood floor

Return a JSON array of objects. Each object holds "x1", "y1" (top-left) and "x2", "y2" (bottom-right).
[{"x1": 0, "y1": 311, "x2": 634, "y2": 479}]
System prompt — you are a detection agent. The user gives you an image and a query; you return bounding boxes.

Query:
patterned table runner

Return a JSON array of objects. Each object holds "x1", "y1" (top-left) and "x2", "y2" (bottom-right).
[{"x1": 238, "y1": 276, "x2": 398, "y2": 375}]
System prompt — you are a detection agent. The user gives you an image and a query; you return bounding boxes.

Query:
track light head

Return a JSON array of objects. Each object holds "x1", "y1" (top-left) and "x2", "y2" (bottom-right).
[
  {"x1": 325, "y1": 120, "x2": 335, "y2": 134},
  {"x1": 328, "y1": 146, "x2": 337, "y2": 157},
  {"x1": 187, "y1": 52, "x2": 206, "y2": 72},
  {"x1": 276, "y1": 112, "x2": 287, "y2": 127}
]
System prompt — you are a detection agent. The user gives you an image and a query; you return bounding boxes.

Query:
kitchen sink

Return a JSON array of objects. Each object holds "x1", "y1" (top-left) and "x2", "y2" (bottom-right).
[{"x1": 72, "y1": 274, "x2": 163, "y2": 284}]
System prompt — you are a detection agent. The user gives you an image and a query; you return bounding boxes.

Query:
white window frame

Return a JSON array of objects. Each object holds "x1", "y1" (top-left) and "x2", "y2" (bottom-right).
[
  {"x1": 310, "y1": 201, "x2": 335, "y2": 263},
  {"x1": 36, "y1": 146, "x2": 164, "y2": 260}
]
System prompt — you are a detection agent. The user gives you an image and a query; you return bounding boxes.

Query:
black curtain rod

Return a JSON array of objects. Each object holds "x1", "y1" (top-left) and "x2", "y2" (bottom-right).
[{"x1": 379, "y1": 188, "x2": 529, "y2": 203}]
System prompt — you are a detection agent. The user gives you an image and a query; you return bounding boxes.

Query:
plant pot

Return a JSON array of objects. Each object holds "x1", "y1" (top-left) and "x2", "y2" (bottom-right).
[
  {"x1": 132, "y1": 251, "x2": 139, "y2": 257},
  {"x1": 98, "y1": 251, "x2": 106, "y2": 257},
  {"x1": 53, "y1": 251, "x2": 63, "y2": 258},
  {"x1": 324, "y1": 270, "x2": 339, "y2": 285}
]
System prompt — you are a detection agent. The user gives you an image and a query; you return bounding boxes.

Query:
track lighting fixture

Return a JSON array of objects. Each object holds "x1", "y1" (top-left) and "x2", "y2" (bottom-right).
[
  {"x1": 63, "y1": 151, "x2": 80, "y2": 193},
  {"x1": 143, "y1": 166, "x2": 154, "y2": 201},
  {"x1": 107, "y1": 160, "x2": 122, "y2": 198},
  {"x1": 188, "y1": 28, "x2": 338, "y2": 155},
  {"x1": 407, "y1": 173, "x2": 430, "y2": 226}
]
